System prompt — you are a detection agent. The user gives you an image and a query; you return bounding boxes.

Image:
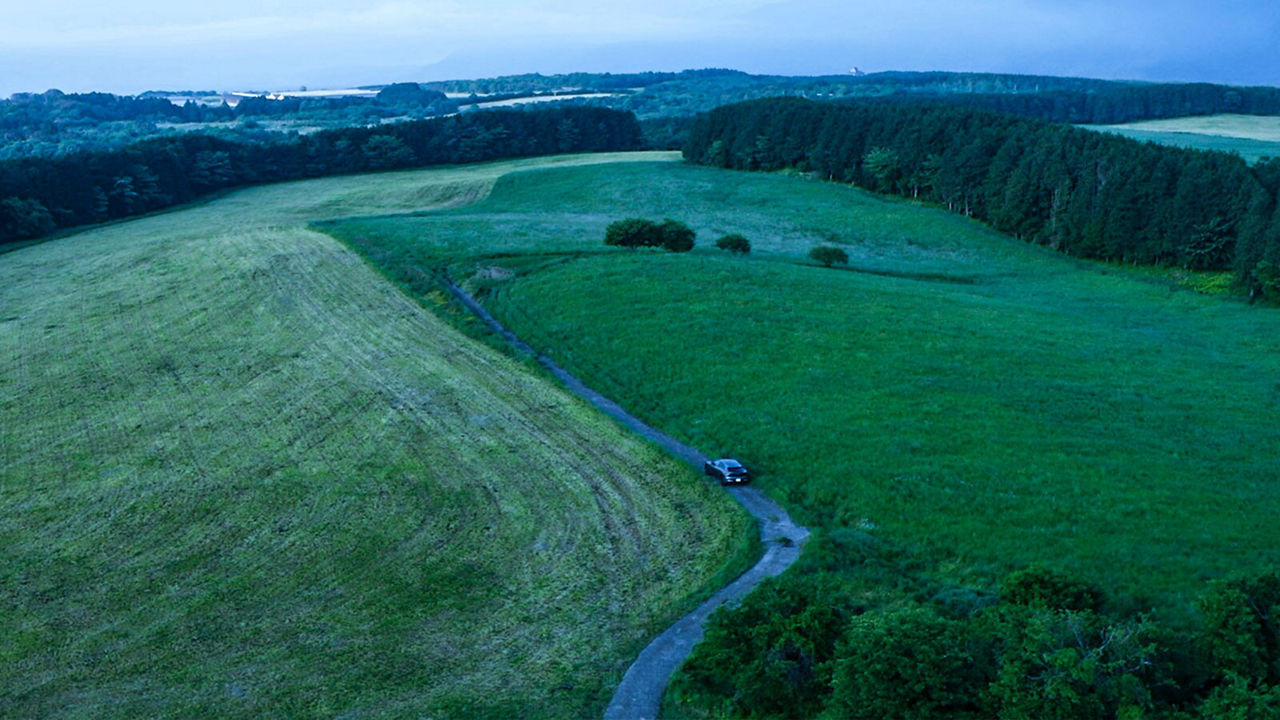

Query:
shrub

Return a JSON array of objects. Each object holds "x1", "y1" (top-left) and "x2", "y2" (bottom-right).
[
  {"x1": 1197, "y1": 573, "x2": 1280, "y2": 684},
  {"x1": 658, "y1": 218, "x2": 696, "y2": 252},
  {"x1": 1199, "y1": 674, "x2": 1280, "y2": 719},
  {"x1": 667, "y1": 574, "x2": 850, "y2": 717},
  {"x1": 606, "y1": 217, "x2": 695, "y2": 252},
  {"x1": 979, "y1": 606, "x2": 1157, "y2": 720},
  {"x1": 715, "y1": 233, "x2": 751, "y2": 254},
  {"x1": 1001, "y1": 565, "x2": 1104, "y2": 612},
  {"x1": 1251, "y1": 260, "x2": 1280, "y2": 301},
  {"x1": 604, "y1": 217, "x2": 660, "y2": 249},
  {"x1": 828, "y1": 607, "x2": 982, "y2": 719},
  {"x1": 809, "y1": 245, "x2": 848, "y2": 267}
]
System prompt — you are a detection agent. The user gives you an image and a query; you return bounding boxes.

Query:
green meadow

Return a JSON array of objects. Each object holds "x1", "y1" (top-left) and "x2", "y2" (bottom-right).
[
  {"x1": 0, "y1": 153, "x2": 751, "y2": 718},
  {"x1": 1088, "y1": 113, "x2": 1280, "y2": 163},
  {"x1": 326, "y1": 158, "x2": 1280, "y2": 622}
]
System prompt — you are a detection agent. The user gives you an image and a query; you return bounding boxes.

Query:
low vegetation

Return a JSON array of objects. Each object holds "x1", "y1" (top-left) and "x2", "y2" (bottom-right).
[
  {"x1": 714, "y1": 233, "x2": 750, "y2": 254},
  {"x1": 1089, "y1": 114, "x2": 1280, "y2": 165},
  {"x1": 603, "y1": 217, "x2": 696, "y2": 252},
  {"x1": 0, "y1": 153, "x2": 750, "y2": 718},
  {"x1": 1098, "y1": 114, "x2": 1280, "y2": 142},
  {"x1": 322, "y1": 157, "x2": 1280, "y2": 716},
  {"x1": 808, "y1": 245, "x2": 848, "y2": 267}
]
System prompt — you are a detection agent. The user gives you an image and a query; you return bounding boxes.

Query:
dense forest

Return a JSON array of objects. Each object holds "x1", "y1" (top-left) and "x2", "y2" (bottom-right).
[
  {"x1": 684, "y1": 98, "x2": 1280, "y2": 298},
  {"x1": 869, "y1": 81, "x2": 1280, "y2": 125},
  {"x1": 0, "y1": 106, "x2": 643, "y2": 245}
]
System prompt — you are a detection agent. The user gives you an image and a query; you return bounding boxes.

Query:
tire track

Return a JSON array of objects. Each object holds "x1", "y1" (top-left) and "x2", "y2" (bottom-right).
[{"x1": 443, "y1": 280, "x2": 810, "y2": 720}]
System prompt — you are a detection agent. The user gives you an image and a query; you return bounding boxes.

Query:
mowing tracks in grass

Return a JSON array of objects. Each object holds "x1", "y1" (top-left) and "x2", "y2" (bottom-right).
[{"x1": 442, "y1": 279, "x2": 809, "y2": 720}]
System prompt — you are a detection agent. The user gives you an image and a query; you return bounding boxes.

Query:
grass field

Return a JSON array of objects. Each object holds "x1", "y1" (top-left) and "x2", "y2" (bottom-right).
[
  {"x1": 325, "y1": 159, "x2": 1280, "y2": 625},
  {"x1": 1088, "y1": 114, "x2": 1280, "y2": 163},
  {"x1": 0, "y1": 152, "x2": 753, "y2": 718}
]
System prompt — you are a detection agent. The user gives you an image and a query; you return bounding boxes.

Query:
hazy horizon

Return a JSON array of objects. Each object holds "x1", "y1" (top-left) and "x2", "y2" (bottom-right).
[{"x1": 2, "y1": 1, "x2": 1278, "y2": 96}]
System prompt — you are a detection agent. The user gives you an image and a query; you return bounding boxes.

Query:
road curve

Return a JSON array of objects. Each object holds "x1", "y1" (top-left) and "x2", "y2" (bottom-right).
[{"x1": 443, "y1": 280, "x2": 810, "y2": 720}]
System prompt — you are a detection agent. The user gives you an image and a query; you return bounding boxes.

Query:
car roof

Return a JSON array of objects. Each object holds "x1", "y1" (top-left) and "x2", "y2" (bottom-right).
[{"x1": 714, "y1": 458, "x2": 744, "y2": 466}]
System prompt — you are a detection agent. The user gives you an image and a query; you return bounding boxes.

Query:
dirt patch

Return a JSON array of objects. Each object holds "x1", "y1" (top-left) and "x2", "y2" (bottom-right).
[{"x1": 475, "y1": 265, "x2": 513, "y2": 280}]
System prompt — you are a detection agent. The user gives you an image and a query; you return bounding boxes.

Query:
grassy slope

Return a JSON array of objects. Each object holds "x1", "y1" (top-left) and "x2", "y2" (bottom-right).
[
  {"x1": 1087, "y1": 114, "x2": 1280, "y2": 163},
  {"x1": 0, "y1": 152, "x2": 752, "y2": 718},
  {"x1": 326, "y1": 160, "x2": 1280, "y2": 623}
]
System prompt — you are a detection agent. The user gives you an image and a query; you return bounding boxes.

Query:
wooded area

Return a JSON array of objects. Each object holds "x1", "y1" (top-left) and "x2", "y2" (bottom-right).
[
  {"x1": 867, "y1": 81, "x2": 1280, "y2": 125},
  {"x1": 0, "y1": 106, "x2": 644, "y2": 245},
  {"x1": 0, "y1": 86, "x2": 460, "y2": 158},
  {"x1": 669, "y1": 554, "x2": 1280, "y2": 718},
  {"x1": 685, "y1": 98, "x2": 1280, "y2": 298}
]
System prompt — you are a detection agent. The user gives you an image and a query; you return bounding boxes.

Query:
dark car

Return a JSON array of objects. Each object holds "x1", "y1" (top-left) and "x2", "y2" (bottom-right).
[{"x1": 704, "y1": 458, "x2": 750, "y2": 485}]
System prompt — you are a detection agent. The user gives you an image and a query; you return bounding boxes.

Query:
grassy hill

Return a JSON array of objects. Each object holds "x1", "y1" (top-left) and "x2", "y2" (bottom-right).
[
  {"x1": 0, "y1": 152, "x2": 751, "y2": 718},
  {"x1": 325, "y1": 159, "x2": 1280, "y2": 624},
  {"x1": 1088, "y1": 114, "x2": 1280, "y2": 163}
]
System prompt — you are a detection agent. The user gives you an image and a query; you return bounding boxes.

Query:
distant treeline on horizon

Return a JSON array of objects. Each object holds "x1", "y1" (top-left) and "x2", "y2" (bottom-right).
[{"x1": 8, "y1": 69, "x2": 1280, "y2": 289}]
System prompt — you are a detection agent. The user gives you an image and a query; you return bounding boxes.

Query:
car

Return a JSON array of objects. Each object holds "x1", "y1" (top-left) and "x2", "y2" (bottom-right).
[{"x1": 704, "y1": 458, "x2": 750, "y2": 485}]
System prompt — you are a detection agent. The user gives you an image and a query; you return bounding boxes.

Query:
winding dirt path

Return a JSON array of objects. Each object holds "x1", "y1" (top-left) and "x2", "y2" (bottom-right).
[{"x1": 444, "y1": 281, "x2": 810, "y2": 720}]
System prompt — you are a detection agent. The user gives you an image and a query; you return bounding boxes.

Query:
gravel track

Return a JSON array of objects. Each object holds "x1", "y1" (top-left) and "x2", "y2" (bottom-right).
[{"x1": 444, "y1": 280, "x2": 810, "y2": 720}]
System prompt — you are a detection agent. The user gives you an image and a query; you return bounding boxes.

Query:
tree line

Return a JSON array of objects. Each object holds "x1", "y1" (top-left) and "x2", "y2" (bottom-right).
[
  {"x1": 641, "y1": 78, "x2": 1280, "y2": 149},
  {"x1": 0, "y1": 106, "x2": 644, "y2": 245},
  {"x1": 684, "y1": 98, "x2": 1280, "y2": 298},
  {"x1": 0, "y1": 86, "x2": 463, "y2": 159},
  {"x1": 669, "y1": 534, "x2": 1280, "y2": 718},
  {"x1": 3, "y1": 86, "x2": 459, "y2": 131},
  {"x1": 422, "y1": 68, "x2": 741, "y2": 96},
  {"x1": 865, "y1": 81, "x2": 1280, "y2": 125}
]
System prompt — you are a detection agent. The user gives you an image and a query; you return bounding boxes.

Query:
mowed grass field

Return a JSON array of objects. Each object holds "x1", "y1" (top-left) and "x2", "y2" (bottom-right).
[
  {"x1": 0, "y1": 152, "x2": 752, "y2": 718},
  {"x1": 1088, "y1": 113, "x2": 1280, "y2": 163},
  {"x1": 326, "y1": 159, "x2": 1280, "y2": 622}
]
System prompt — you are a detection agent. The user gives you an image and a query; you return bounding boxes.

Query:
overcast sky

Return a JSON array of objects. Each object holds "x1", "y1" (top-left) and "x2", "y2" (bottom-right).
[{"x1": 1, "y1": 0, "x2": 1277, "y2": 95}]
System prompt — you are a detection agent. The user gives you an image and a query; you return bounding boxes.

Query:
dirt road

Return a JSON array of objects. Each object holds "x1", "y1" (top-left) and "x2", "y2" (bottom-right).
[{"x1": 444, "y1": 281, "x2": 810, "y2": 720}]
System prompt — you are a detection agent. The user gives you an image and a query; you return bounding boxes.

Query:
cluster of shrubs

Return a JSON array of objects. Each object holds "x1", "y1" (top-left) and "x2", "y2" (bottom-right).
[
  {"x1": 603, "y1": 221, "x2": 856, "y2": 268},
  {"x1": 604, "y1": 220, "x2": 760, "y2": 256},
  {"x1": 809, "y1": 245, "x2": 848, "y2": 267},
  {"x1": 604, "y1": 217, "x2": 696, "y2": 252},
  {"x1": 714, "y1": 233, "x2": 751, "y2": 254}
]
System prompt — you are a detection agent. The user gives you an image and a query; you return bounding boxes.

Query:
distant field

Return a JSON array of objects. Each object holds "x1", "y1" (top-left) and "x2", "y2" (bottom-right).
[
  {"x1": 468, "y1": 93, "x2": 622, "y2": 109},
  {"x1": 0, "y1": 152, "x2": 750, "y2": 718},
  {"x1": 326, "y1": 160, "x2": 1280, "y2": 623},
  {"x1": 1089, "y1": 113, "x2": 1280, "y2": 162},
  {"x1": 1099, "y1": 114, "x2": 1280, "y2": 141}
]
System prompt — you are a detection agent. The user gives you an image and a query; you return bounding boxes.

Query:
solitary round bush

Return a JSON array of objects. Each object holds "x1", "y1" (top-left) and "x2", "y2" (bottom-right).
[
  {"x1": 809, "y1": 245, "x2": 849, "y2": 267},
  {"x1": 658, "y1": 218, "x2": 696, "y2": 253},
  {"x1": 605, "y1": 217, "x2": 661, "y2": 249},
  {"x1": 716, "y1": 233, "x2": 751, "y2": 254}
]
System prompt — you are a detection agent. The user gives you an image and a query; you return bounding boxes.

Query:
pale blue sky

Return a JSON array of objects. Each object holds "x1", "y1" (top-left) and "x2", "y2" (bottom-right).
[{"x1": 1, "y1": 1, "x2": 1276, "y2": 95}]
